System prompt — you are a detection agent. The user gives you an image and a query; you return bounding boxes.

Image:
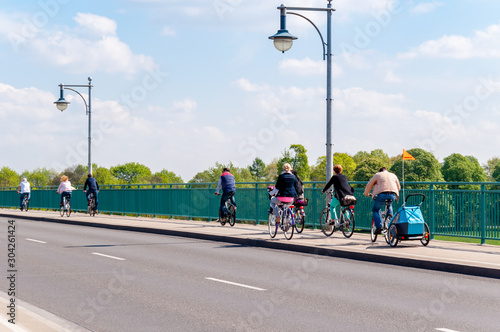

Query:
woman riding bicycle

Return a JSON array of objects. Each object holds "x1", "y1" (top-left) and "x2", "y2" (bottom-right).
[
  {"x1": 270, "y1": 163, "x2": 298, "y2": 223},
  {"x1": 321, "y1": 164, "x2": 354, "y2": 225},
  {"x1": 56, "y1": 175, "x2": 76, "y2": 208}
]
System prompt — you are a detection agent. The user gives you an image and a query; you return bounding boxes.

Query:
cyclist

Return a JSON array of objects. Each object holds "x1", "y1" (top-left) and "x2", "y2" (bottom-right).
[
  {"x1": 56, "y1": 175, "x2": 76, "y2": 208},
  {"x1": 214, "y1": 167, "x2": 236, "y2": 222},
  {"x1": 363, "y1": 167, "x2": 401, "y2": 234},
  {"x1": 321, "y1": 164, "x2": 354, "y2": 225},
  {"x1": 83, "y1": 173, "x2": 100, "y2": 213},
  {"x1": 270, "y1": 163, "x2": 298, "y2": 223},
  {"x1": 17, "y1": 178, "x2": 31, "y2": 210},
  {"x1": 291, "y1": 169, "x2": 304, "y2": 200}
]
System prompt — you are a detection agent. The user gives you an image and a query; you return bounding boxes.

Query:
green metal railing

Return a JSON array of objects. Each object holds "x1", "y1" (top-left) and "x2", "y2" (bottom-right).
[{"x1": 1, "y1": 181, "x2": 499, "y2": 243}]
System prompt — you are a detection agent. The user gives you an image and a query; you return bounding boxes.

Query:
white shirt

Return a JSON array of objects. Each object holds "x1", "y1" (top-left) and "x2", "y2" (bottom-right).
[
  {"x1": 57, "y1": 181, "x2": 75, "y2": 193},
  {"x1": 19, "y1": 181, "x2": 30, "y2": 193}
]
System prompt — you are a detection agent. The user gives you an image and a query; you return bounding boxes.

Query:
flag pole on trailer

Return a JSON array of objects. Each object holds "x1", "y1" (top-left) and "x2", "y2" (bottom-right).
[{"x1": 402, "y1": 149, "x2": 416, "y2": 205}]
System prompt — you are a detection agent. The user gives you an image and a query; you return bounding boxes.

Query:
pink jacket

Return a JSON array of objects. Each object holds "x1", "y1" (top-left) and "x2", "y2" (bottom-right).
[{"x1": 57, "y1": 181, "x2": 75, "y2": 193}]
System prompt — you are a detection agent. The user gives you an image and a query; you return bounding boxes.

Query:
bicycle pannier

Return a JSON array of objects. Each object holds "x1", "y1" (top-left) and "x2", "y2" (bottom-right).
[{"x1": 340, "y1": 195, "x2": 357, "y2": 206}]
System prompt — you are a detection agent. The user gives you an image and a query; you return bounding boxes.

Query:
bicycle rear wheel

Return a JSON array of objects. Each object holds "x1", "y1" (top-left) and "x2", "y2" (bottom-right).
[
  {"x1": 320, "y1": 208, "x2": 334, "y2": 237},
  {"x1": 268, "y1": 213, "x2": 277, "y2": 238},
  {"x1": 60, "y1": 201, "x2": 65, "y2": 217},
  {"x1": 340, "y1": 208, "x2": 354, "y2": 238},
  {"x1": 66, "y1": 202, "x2": 71, "y2": 217},
  {"x1": 283, "y1": 209, "x2": 294, "y2": 240},
  {"x1": 294, "y1": 209, "x2": 305, "y2": 233},
  {"x1": 228, "y1": 205, "x2": 236, "y2": 227},
  {"x1": 388, "y1": 224, "x2": 398, "y2": 247},
  {"x1": 370, "y1": 219, "x2": 377, "y2": 242}
]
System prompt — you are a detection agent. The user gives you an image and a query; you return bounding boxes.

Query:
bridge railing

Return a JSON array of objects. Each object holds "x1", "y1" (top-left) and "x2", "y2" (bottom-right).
[{"x1": 1, "y1": 181, "x2": 499, "y2": 243}]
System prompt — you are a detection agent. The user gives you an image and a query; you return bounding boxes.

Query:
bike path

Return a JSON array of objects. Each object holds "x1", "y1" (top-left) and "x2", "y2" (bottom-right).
[{"x1": 2, "y1": 208, "x2": 500, "y2": 280}]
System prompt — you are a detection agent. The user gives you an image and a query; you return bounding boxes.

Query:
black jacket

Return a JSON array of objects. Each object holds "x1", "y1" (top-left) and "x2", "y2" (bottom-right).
[
  {"x1": 275, "y1": 172, "x2": 298, "y2": 197},
  {"x1": 84, "y1": 177, "x2": 99, "y2": 191},
  {"x1": 323, "y1": 173, "x2": 353, "y2": 200}
]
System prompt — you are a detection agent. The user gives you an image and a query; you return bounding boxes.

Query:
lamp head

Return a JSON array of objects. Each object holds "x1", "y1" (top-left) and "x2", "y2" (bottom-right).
[
  {"x1": 269, "y1": 29, "x2": 297, "y2": 53},
  {"x1": 54, "y1": 97, "x2": 70, "y2": 112}
]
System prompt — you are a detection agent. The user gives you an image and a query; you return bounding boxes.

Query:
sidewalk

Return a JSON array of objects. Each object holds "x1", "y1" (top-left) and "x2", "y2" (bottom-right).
[{"x1": 2, "y1": 208, "x2": 500, "y2": 279}]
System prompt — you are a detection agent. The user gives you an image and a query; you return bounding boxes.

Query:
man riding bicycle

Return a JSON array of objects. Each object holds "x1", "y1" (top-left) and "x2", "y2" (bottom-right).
[
  {"x1": 17, "y1": 178, "x2": 31, "y2": 210},
  {"x1": 214, "y1": 167, "x2": 236, "y2": 222},
  {"x1": 83, "y1": 174, "x2": 100, "y2": 213},
  {"x1": 363, "y1": 167, "x2": 401, "y2": 235}
]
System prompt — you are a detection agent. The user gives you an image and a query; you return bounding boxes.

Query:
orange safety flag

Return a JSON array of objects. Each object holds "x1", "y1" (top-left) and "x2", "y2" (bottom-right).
[{"x1": 402, "y1": 149, "x2": 415, "y2": 160}]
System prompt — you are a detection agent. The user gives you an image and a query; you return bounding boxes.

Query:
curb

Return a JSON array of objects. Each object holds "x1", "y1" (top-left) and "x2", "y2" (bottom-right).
[{"x1": 2, "y1": 212, "x2": 499, "y2": 280}]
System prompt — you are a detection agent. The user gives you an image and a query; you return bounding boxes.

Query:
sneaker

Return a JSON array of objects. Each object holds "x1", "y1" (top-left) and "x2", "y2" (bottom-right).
[
  {"x1": 374, "y1": 227, "x2": 383, "y2": 235},
  {"x1": 268, "y1": 208, "x2": 273, "y2": 214}
]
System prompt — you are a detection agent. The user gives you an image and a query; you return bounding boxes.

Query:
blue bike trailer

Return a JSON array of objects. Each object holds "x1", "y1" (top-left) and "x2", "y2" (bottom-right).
[{"x1": 391, "y1": 194, "x2": 426, "y2": 236}]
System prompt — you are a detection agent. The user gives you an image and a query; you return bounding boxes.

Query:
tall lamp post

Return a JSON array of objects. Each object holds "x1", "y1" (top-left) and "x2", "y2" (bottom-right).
[
  {"x1": 54, "y1": 77, "x2": 94, "y2": 175},
  {"x1": 269, "y1": 1, "x2": 335, "y2": 182}
]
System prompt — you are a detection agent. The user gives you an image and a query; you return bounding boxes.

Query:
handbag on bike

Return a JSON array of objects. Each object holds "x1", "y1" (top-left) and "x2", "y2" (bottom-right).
[{"x1": 340, "y1": 195, "x2": 357, "y2": 206}]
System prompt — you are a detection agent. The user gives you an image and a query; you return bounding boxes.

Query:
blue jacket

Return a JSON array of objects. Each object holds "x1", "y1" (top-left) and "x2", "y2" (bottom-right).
[
  {"x1": 84, "y1": 177, "x2": 99, "y2": 191},
  {"x1": 275, "y1": 172, "x2": 298, "y2": 197},
  {"x1": 216, "y1": 172, "x2": 236, "y2": 193}
]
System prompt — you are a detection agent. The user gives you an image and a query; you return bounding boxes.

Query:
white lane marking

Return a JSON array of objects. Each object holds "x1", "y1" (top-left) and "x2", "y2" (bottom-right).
[
  {"x1": 206, "y1": 277, "x2": 266, "y2": 291},
  {"x1": 92, "y1": 252, "x2": 125, "y2": 261},
  {"x1": 435, "y1": 328, "x2": 460, "y2": 332},
  {"x1": 26, "y1": 238, "x2": 47, "y2": 244}
]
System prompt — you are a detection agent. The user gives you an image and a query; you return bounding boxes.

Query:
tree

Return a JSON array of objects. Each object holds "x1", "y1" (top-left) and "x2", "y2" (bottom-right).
[
  {"x1": 390, "y1": 148, "x2": 443, "y2": 183},
  {"x1": 151, "y1": 169, "x2": 183, "y2": 184},
  {"x1": 352, "y1": 157, "x2": 384, "y2": 181},
  {"x1": 310, "y1": 153, "x2": 356, "y2": 181},
  {"x1": 248, "y1": 157, "x2": 266, "y2": 181},
  {"x1": 483, "y1": 157, "x2": 500, "y2": 181},
  {"x1": 442, "y1": 153, "x2": 486, "y2": 188},
  {"x1": 0, "y1": 166, "x2": 19, "y2": 188},
  {"x1": 59, "y1": 164, "x2": 88, "y2": 185},
  {"x1": 493, "y1": 163, "x2": 500, "y2": 182},
  {"x1": 21, "y1": 167, "x2": 58, "y2": 186},
  {"x1": 277, "y1": 144, "x2": 310, "y2": 181},
  {"x1": 189, "y1": 162, "x2": 253, "y2": 184},
  {"x1": 263, "y1": 158, "x2": 279, "y2": 182},
  {"x1": 93, "y1": 166, "x2": 119, "y2": 185},
  {"x1": 111, "y1": 162, "x2": 152, "y2": 184}
]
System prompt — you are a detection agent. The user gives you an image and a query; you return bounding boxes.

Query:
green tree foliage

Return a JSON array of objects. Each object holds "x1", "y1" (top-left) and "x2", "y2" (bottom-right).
[
  {"x1": 442, "y1": 153, "x2": 486, "y2": 188},
  {"x1": 483, "y1": 157, "x2": 500, "y2": 181},
  {"x1": 352, "y1": 149, "x2": 392, "y2": 181},
  {"x1": 0, "y1": 166, "x2": 20, "y2": 187},
  {"x1": 263, "y1": 158, "x2": 279, "y2": 182},
  {"x1": 189, "y1": 162, "x2": 253, "y2": 184},
  {"x1": 21, "y1": 167, "x2": 58, "y2": 186},
  {"x1": 390, "y1": 148, "x2": 443, "y2": 184},
  {"x1": 151, "y1": 169, "x2": 183, "y2": 184},
  {"x1": 277, "y1": 144, "x2": 310, "y2": 181},
  {"x1": 309, "y1": 153, "x2": 356, "y2": 182},
  {"x1": 111, "y1": 162, "x2": 152, "y2": 184},
  {"x1": 94, "y1": 166, "x2": 120, "y2": 185},
  {"x1": 248, "y1": 157, "x2": 266, "y2": 181},
  {"x1": 493, "y1": 163, "x2": 500, "y2": 182},
  {"x1": 58, "y1": 164, "x2": 88, "y2": 185}
]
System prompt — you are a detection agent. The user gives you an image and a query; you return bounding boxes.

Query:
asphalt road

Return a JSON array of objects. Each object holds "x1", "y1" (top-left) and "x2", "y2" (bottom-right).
[{"x1": 1, "y1": 217, "x2": 499, "y2": 332}]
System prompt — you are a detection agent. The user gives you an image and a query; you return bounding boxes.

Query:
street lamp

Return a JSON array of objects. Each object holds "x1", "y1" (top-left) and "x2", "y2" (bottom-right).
[
  {"x1": 269, "y1": 1, "x2": 336, "y2": 181},
  {"x1": 54, "y1": 77, "x2": 94, "y2": 174}
]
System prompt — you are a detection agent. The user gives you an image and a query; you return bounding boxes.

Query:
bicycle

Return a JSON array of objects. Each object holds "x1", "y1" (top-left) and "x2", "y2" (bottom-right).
[
  {"x1": 268, "y1": 197, "x2": 295, "y2": 240},
  {"x1": 292, "y1": 198, "x2": 307, "y2": 234},
  {"x1": 20, "y1": 194, "x2": 29, "y2": 212},
  {"x1": 370, "y1": 194, "x2": 393, "y2": 244},
  {"x1": 60, "y1": 194, "x2": 71, "y2": 217},
  {"x1": 215, "y1": 192, "x2": 236, "y2": 227},
  {"x1": 319, "y1": 191, "x2": 355, "y2": 238},
  {"x1": 87, "y1": 192, "x2": 97, "y2": 217}
]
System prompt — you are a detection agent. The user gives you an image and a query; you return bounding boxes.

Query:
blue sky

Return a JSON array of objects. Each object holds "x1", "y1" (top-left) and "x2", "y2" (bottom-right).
[{"x1": 1, "y1": 0, "x2": 500, "y2": 181}]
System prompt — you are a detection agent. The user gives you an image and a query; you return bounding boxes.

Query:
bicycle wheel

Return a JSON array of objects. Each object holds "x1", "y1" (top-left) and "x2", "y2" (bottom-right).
[
  {"x1": 268, "y1": 213, "x2": 277, "y2": 238},
  {"x1": 421, "y1": 222, "x2": 430, "y2": 246},
  {"x1": 66, "y1": 202, "x2": 71, "y2": 217},
  {"x1": 370, "y1": 219, "x2": 377, "y2": 242},
  {"x1": 383, "y1": 218, "x2": 391, "y2": 244},
  {"x1": 228, "y1": 205, "x2": 236, "y2": 227},
  {"x1": 283, "y1": 209, "x2": 294, "y2": 240},
  {"x1": 340, "y1": 208, "x2": 354, "y2": 238},
  {"x1": 87, "y1": 200, "x2": 92, "y2": 215},
  {"x1": 295, "y1": 209, "x2": 305, "y2": 234},
  {"x1": 320, "y1": 208, "x2": 334, "y2": 237},
  {"x1": 60, "y1": 201, "x2": 65, "y2": 217},
  {"x1": 25, "y1": 200, "x2": 29, "y2": 212},
  {"x1": 388, "y1": 224, "x2": 398, "y2": 247}
]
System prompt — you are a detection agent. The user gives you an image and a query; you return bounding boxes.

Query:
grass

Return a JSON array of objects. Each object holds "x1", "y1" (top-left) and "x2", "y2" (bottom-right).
[{"x1": 433, "y1": 235, "x2": 500, "y2": 246}]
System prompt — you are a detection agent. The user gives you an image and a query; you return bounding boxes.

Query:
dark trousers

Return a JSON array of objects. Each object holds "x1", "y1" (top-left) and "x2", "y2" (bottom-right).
[
  {"x1": 219, "y1": 191, "x2": 236, "y2": 217},
  {"x1": 19, "y1": 193, "x2": 30, "y2": 207},
  {"x1": 60, "y1": 192, "x2": 72, "y2": 206},
  {"x1": 86, "y1": 189, "x2": 99, "y2": 209}
]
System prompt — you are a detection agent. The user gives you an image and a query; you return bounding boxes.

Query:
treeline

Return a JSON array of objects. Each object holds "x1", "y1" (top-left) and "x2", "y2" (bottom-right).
[{"x1": 1, "y1": 146, "x2": 499, "y2": 188}]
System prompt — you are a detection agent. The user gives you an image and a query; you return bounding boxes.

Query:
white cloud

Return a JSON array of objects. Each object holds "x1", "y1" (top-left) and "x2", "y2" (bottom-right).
[
  {"x1": 401, "y1": 22, "x2": 500, "y2": 59},
  {"x1": 410, "y1": 2, "x2": 444, "y2": 14},
  {"x1": 0, "y1": 12, "x2": 156, "y2": 75},
  {"x1": 161, "y1": 26, "x2": 176, "y2": 36},
  {"x1": 278, "y1": 57, "x2": 343, "y2": 77}
]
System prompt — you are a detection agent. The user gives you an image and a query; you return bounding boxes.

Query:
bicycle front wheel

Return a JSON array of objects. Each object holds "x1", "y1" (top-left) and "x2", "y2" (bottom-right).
[
  {"x1": 320, "y1": 208, "x2": 334, "y2": 237},
  {"x1": 295, "y1": 209, "x2": 305, "y2": 233},
  {"x1": 421, "y1": 222, "x2": 430, "y2": 246},
  {"x1": 60, "y1": 204, "x2": 65, "y2": 217},
  {"x1": 283, "y1": 210, "x2": 294, "y2": 240},
  {"x1": 268, "y1": 213, "x2": 277, "y2": 238},
  {"x1": 340, "y1": 208, "x2": 355, "y2": 238},
  {"x1": 388, "y1": 224, "x2": 398, "y2": 247},
  {"x1": 66, "y1": 203, "x2": 71, "y2": 217},
  {"x1": 228, "y1": 205, "x2": 236, "y2": 227}
]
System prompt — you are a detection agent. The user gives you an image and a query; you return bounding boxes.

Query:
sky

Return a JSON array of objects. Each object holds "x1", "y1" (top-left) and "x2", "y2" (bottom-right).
[{"x1": 1, "y1": 0, "x2": 500, "y2": 181}]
